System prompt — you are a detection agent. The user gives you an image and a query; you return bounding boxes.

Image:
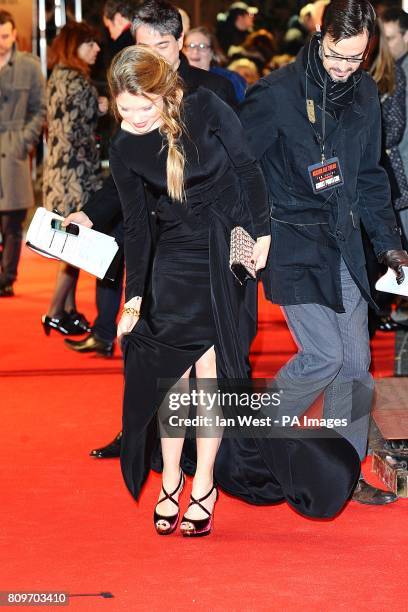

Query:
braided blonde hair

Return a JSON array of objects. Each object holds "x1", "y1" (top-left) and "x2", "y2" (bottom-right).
[{"x1": 108, "y1": 45, "x2": 186, "y2": 202}]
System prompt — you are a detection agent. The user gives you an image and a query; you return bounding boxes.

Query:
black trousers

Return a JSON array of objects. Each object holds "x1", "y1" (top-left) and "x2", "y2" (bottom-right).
[
  {"x1": 0, "y1": 209, "x2": 27, "y2": 287},
  {"x1": 93, "y1": 217, "x2": 124, "y2": 343},
  {"x1": 94, "y1": 260, "x2": 124, "y2": 342}
]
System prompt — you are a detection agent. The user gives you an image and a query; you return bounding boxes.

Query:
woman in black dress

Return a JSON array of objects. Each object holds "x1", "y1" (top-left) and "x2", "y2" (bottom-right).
[
  {"x1": 108, "y1": 45, "x2": 270, "y2": 537},
  {"x1": 108, "y1": 46, "x2": 360, "y2": 537}
]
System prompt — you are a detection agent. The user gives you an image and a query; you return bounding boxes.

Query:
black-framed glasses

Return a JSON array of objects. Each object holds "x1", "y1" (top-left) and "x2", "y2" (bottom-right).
[
  {"x1": 321, "y1": 43, "x2": 366, "y2": 65},
  {"x1": 184, "y1": 42, "x2": 211, "y2": 51}
]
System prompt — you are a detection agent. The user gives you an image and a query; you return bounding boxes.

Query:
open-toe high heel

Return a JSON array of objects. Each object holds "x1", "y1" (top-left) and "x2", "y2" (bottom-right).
[
  {"x1": 180, "y1": 484, "x2": 218, "y2": 537},
  {"x1": 153, "y1": 471, "x2": 185, "y2": 535}
]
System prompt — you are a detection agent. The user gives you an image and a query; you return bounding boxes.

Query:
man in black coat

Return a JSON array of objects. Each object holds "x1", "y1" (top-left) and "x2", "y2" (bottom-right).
[
  {"x1": 63, "y1": 0, "x2": 238, "y2": 458},
  {"x1": 65, "y1": 1, "x2": 138, "y2": 359},
  {"x1": 103, "y1": 0, "x2": 135, "y2": 59},
  {"x1": 240, "y1": 0, "x2": 408, "y2": 504}
]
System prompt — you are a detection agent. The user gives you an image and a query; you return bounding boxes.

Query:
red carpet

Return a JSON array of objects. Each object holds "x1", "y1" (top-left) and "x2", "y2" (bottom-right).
[{"x1": 1, "y1": 247, "x2": 407, "y2": 611}]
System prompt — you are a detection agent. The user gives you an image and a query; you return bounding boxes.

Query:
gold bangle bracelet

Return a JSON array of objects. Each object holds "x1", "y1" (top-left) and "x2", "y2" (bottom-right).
[{"x1": 122, "y1": 307, "x2": 140, "y2": 317}]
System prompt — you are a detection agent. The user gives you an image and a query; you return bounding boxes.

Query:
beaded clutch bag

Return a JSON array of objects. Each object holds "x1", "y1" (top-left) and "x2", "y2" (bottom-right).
[{"x1": 229, "y1": 226, "x2": 256, "y2": 285}]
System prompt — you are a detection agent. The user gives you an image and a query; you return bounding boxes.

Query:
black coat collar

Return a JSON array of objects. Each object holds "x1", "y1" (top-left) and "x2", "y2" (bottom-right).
[{"x1": 177, "y1": 53, "x2": 202, "y2": 95}]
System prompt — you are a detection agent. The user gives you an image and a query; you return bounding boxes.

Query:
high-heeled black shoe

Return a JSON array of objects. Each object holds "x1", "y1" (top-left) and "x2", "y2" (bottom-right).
[
  {"x1": 67, "y1": 310, "x2": 91, "y2": 334},
  {"x1": 180, "y1": 484, "x2": 218, "y2": 538},
  {"x1": 41, "y1": 313, "x2": 86, "y2": 336},
  {"x1": 154, "y1": 471, "x2": 185, "y2": 536}
]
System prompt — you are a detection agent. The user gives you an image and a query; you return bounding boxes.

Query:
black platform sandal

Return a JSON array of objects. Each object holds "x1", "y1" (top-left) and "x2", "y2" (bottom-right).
[
  {"x1": 180, "y1": 484, "x2": 218, "y2": 538},
  {"x1": 153, "y1": 471, "x2": 185, "y2": 535}
]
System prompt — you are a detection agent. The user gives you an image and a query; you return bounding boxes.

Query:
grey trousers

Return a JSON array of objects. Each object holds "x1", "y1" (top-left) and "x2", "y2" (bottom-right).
[
  {"x1": 0, "y1": 209, "x2": 27, "y2": 286},
  {"x1": 275, "y1": 258, "x2": 373, "y2": 460}
]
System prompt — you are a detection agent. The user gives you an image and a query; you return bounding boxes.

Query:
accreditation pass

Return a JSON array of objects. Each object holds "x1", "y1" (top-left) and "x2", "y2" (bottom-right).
[{"x1": 308, "y1": 156, "x2": 344, "y2": 194}]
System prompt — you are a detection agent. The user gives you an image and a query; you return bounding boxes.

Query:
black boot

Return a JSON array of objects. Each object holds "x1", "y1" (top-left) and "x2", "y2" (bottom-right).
[
  {"x1": 352, "y1": 478, "x2": 397, "y2": 505},
  {"x1": 64, "y1": 333, "x2": 114, "y2": 357},
  {"x1": 90, "y1": 432, "x2": 122, "y2": 458},
  {"x1": 0, "y1": 284, "x2": 14, "y2": 297}
]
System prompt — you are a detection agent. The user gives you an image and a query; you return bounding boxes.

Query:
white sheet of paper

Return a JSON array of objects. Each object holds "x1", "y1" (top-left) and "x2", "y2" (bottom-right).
[
  {"x1": 26, "y1": 208, "x2": 119, "y2": 279},
  {"x1": 375, "y1": 266, "x2": 408, "y2": 297}
]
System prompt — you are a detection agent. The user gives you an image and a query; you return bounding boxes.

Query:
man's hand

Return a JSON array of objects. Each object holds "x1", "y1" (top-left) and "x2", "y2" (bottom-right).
[
  {"x1": 379, "y1": 250, "x2": 408, "y2": 285},
  {"x1": 252, "y1": 235, "x2": 271, "y2": 272},
  {"x1": 62, "y1": 211, "x2": 93, "y2": 229}
]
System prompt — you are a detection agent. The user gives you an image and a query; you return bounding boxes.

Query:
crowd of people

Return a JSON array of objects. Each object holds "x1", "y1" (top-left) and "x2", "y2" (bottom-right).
[{"x1": 2, "y1": 0, "x2": 408, "y2": 536}]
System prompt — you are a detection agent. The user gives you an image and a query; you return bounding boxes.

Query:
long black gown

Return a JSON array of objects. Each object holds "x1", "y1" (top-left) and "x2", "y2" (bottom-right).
[{"x1": 110, "y1": 87, "x2": 360, "y2": 519}]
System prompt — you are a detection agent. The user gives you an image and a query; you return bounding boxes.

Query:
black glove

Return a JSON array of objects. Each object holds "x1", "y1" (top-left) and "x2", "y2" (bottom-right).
[{"x1": 379, "y1": 249, "x2": 408, "y2": 285}]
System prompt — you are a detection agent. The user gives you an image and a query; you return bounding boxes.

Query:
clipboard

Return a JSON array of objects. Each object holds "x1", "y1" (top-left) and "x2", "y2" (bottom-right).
[{"x1": 26, "y1": 207, "x2": 120, "y2": 280}]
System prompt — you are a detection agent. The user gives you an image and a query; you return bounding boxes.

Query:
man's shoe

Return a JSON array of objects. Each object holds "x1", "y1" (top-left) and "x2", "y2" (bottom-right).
[
  {"x1": 90, "y1": 432, "x2": 122, "y2": 458},
  {"x1": 384, "y1": 439, "x2": 408, "y2": 452},
  {"x1": 352, "y1": 478, "x2": 397, "y2": 505},
  {"x1": 64, "y1": 333, "x2": 114, "y2": 357},
  {"x1": 0, "y1": 285, "x2": 14, "y2": 297}
]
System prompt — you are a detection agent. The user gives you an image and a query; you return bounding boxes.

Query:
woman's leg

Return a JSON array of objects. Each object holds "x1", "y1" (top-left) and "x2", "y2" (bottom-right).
[
  {"x1": 47, "y1": 263, "x2": 79, "y2": 317},
  {"x1": 181, "y1": 346, "x2": 220, "y2": 524},
  {"x1": 155, "y1": 365, "x2": 192, "y2": 528},
  {"x1": 63, "y1": 274, "x2": 80, "y2": 313}
]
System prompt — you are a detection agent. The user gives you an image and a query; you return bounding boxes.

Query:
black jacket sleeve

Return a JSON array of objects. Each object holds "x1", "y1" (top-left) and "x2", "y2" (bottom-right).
[
  {"x1": 203, "y1": 88, "x2": 270, "y2": 237},
  {"x1": 82, "y1": 174, "x2": 122, "y2": 232},
  {"x1": 239, "y1": 80, "x2": 278, "y2": 160},
  {"x1": 109, "y1": 143, "x2": 151, "y2": 300},
  {"x1": 217, "y1": 76, "x2": 239, "y2": 109},
  {"x1": 357, "y1": 95, "x2": 402, "y2": 256},
  {"x1": 179, "y1": 55, "x2": 238, "y2": 109}
]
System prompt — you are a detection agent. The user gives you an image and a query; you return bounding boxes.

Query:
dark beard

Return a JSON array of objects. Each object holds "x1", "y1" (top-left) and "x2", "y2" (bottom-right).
[{"x1": 305, "y1": 34, "x2": 362, "y2": 111}]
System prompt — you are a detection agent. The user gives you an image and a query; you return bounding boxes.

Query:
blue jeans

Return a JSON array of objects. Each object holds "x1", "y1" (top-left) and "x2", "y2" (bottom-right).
[{"x1": 275, "y1": 258, "x2": 373, "y2": 459}]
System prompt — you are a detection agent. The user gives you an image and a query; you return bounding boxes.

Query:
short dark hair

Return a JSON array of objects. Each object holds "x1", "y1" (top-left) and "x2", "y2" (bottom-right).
[
  {"x1": 132, "y1": 0, "x2": 183, "y2": 40},
  {"x1": 103, "y1": 1, "x2": 137, "y2": 21},
  {"x1": 321, "y1": 0, "x2": 376, "y2": 42},
  {"x1": 0, "y1": 10, "x2": 16, "y2": 29},
  {"x1": 227, "y1": 8, "x2": 249, "y2": 24},
  {"x1": 381, "y1": 7, "x2": 408, "y2": 34}
]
